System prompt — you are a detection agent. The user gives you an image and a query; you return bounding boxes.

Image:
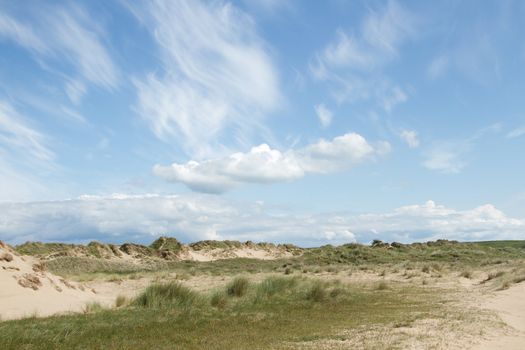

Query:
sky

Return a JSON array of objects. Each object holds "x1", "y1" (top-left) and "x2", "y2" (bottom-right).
[{"x1": 0, "y1": 0, "x2": 525, "y2": 246}]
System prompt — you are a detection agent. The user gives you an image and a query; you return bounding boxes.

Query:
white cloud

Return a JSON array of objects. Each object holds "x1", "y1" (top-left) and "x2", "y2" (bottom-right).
[
  {"x1": 0, "y1": 12, "x2": 48, "y2": 53},
  {"x1": 314, "y1": 104, "x2": 333, "y2": 128},
  {"x1": 0, "y1": 101, "x2": 54, "y2": 164},
  {"x1": 131, "y1": 0, "x2": 281, "y2": 157},
  {"x1": 380, "y1": 85, "x2": 408, "y2": 112},
  {"x1": 0, "y1": 196, "x2": 523, "y2": 246},
  {"x1": 321, "y1": 30, "x2": 374, "y2": 70},
  {"x1": 427, "y1": 55, "x2": 449, "y2": 79},
  {"x1": 422, "y1": 146, "x2": 465, "y2": 174},
  {"x1": 65, "y1": 79, "x2": 87, "y2": 105},
  {"x1": 311, "y1": 1, "x2": 417, "y2": 110},
  {"x1": 423, "y1": 124, "x2": 501, "y2": 174},
  {"x1": 0, "y1": 4, "x2": 119, "y2": 101},
  {"x1": 400, "y1": 129, "x2": 419, "y2": 148},
  {"x1": 506, "y1": 126, "x2": 525, "y2": 139},
  {"x1": 0, "y1": 101, "x2": 56, "y2": 202},
  {"x1": 361, "y1": 0, "x2": 417, "y2": 55},
  {"x1": 154, "y1": 133, "x2": 389, "y2": 193}
]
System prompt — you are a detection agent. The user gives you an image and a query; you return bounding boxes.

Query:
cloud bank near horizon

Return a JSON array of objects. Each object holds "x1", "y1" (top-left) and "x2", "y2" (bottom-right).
[{"x1": 0, "y1": 195, "x2": 523, "y2": 247}]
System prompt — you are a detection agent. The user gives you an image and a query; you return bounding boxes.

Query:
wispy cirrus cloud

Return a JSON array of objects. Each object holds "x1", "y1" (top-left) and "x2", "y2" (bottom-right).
[
  {"x1": 422, "y1": 143, "x2": 466, "y2": 174},
  {"x1": 0, "y1": 101, "x2": 53, "y2": 164},
  {"x1": 311, "y1": 0, "x2": 418, "y2": 111},
  {"x1": 506, "y1": 126, "x2": 525, "y2": 139},
  {"x1": 130, "y1": 0, "x2": 281, "y2": 158},
  {"x1": 422, "y1": 124, "x2": 501, "y2": 174},
  {"x1": 314, "y1": 103, "x2": 333, "y2": 128},
  {"x1": 0, "y1": 3, "x2": 119, "y2": 103},
  {"x1": 154, "y1": 133, "x2": 390, "y2": 193},
  {"x1": 0, "y1": 100, "x2": 56, "y2": 201},
  {"x1": 0, "y1": 195, "x2": 523, "y2": 246}
]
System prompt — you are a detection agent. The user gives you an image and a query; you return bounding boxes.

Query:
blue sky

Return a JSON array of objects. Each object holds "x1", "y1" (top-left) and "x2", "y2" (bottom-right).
[{"x1": 1, "y1": 0, "x2": 524, "y2": 245}]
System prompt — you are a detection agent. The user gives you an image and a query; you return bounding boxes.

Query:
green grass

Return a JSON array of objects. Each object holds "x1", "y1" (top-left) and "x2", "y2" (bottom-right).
[
  {"x1": 0, "y1": 278, "x2": 444, "y2": 350},
  {"x1": 256, "y1": 276, "x2": 299, "y2": 299},
  {"x1": 133, "y1": 282, "x2": 201, "y2": 309},
  {"x1": 473, "y1": 240, "x2": 525, "y2": 249},
  {"x1": 226, "y1": 277, "x2": 250, "y2": 297}
]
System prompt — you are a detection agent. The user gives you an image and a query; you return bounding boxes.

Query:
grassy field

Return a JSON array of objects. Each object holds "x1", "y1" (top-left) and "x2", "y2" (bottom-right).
[{"x1": 0, "y1": 277, "x2": 452, "y2": 350}]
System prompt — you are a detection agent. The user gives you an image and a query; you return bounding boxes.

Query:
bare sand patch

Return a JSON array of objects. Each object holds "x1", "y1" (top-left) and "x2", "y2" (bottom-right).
[{"x1": 470, "y1": 282, "x2": 525, "y2": 349}]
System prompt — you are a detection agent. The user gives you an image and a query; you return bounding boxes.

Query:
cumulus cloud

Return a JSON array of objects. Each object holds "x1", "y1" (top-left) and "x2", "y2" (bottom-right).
[
  {"x1": 400, "y1": 129, "x2": 419, "y2": 148},
  {"x1": 311, "y1": 0, "x2": 416, "y2": 110},
  {"x1": 154, "y1": 133, "x2": 389, "y2": 193},
  {"x1": 314, "y1": 104, "x2": 333, "y2": 128},
  {"x1": 130, "y1": 0, "x2": 281, "y2": 157},
  {"x1": 0, "y1": 196, "x2": 523, "y2": 246}
]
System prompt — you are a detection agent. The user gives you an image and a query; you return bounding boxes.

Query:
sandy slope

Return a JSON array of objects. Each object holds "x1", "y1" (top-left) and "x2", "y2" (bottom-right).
[
  {"x1": 0, "y1": 243, "x2": 99, "y2": 320},
  {"x1": 471, "y1": 282, "x2": 525, "y2": 349}
]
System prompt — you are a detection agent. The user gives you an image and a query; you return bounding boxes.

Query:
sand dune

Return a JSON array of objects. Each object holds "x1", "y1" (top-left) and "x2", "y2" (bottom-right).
[{"x1": 0, "y1": 241, "x2": 98, "y2": 320}]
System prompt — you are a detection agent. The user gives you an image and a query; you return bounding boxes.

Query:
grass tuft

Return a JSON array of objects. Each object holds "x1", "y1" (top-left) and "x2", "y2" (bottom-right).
[
  {"x1": 133, "y1": 282, "x2": 199, "y2": 309},
  {"x1": 376, "y1": 281, "x2": 389, "y2": 290},
  {"x1": 226, "y1": 277, "x2": 250, "y2": 297},
  {"x1": 115, "y1": 295, "x2": 128, "y2": 308},
  {"x1": 210, "y1": 291, "x2": 228, "y2": 309},
  {"x1": 83, "y1": 302, "x2": 103, "y2": 314},
  {"x1": 305, "y1": 281, "x2": 326, "y2": 302},
  {"x1": 256, "y1": 276, "x2": 298, "y2": 299}
]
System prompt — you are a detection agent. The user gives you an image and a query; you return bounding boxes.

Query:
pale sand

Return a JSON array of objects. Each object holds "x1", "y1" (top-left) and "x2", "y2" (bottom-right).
[
  {"x1": 471, "y1": 282, "x2": 525, "y2": 349},
  {"x1": 179, "y1": 247, "x2": 294, "y2": 262},
  {"x1": 0, "y1": 244, "x2": 100, "y2": 320}
]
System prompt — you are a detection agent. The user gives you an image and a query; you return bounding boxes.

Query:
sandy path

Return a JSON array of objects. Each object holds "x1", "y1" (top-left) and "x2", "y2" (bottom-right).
[{"x1": 471, "y1": 283, "x2": 525, "y2": 349}]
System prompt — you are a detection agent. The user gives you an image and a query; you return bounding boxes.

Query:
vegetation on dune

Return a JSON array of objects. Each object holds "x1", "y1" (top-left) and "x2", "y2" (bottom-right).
[
  {"x1": 300, "y1": 239, "x2": 525, "y2": 267},
  {"x1": 226, "y1": 277, "x2": 250, "y2": 297},
  {"x1": 34, "y1": 239, "x2": 525, "y2": 281},
  {"x1": 149, "y1": 236, "x2": 183, "y2": 253},
  {"x1": 0, "y1": 277, "x2": 448, "y2": 350},
  {"x1": 133, "y1": 282, "x2": 200, "y2": 309}
]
